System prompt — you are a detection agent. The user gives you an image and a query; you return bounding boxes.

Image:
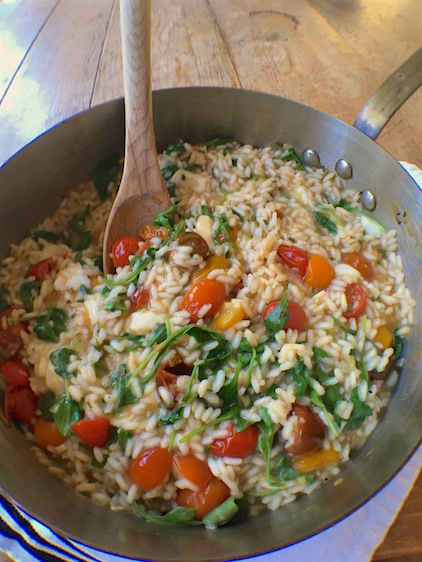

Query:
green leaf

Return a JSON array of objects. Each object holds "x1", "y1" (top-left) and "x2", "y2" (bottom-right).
[
  {"x1": 313, "y1": 347, "x2": 332, "y2": 358},
  {"x1": 202, "y1": 496, "x2": 238, "y2": 526},
  {"x1": 309, "y1": 388, "x2": 339, "y2": 437},
  {"x1": 67, "y1": 206, "x2": 91, "y2": 251},
  {"x1": 179, "y1": 405, "x2": 240, "y2": 444},
  {"x1": 104, "y1": 293, "x2": 128, "y2": 312},
  {"x1": 118, "y1": 428, "x2": 133, "y2": 452},
  {"x1": 345, "y1": 388, "x2": 372, "y2": 430},
  {"x1": 288, "y1": 358, "x2": 310, "y2": 397},
  {"x1": 53, "y1": 395, "x2": 81, "y2": 436},
  {"x1": 266, "y1": 384, "x2": 278, "y2": 399},
  {"x1": 392, "y1": 332, "x2": 403, "y2": 363},
  {"x1": 166, "y1": 182, "x2": 176, "y2": 197},
  {"x1": 166, "y1": 141, "x2": 186, "y2": 155},
  {"x1": 19, "y1": 281, "x2": 42, "y2": 311},
  {"x1": 233, "y1": 414, "x2": 255, "y2": 432},
  {"x1": 214, "y1": 213, "x2": 235, "y2": 249},
  {"x1": 277, "y1": 147, "x2": 306, "y2": 171},
  {"x1": 218, "y1": 362, "x2": 242, "y2": 411},
  {"x1": 33, "y1": 230, "x2": 61, "y2": 243},
  {"x1": 148, "y1": 324, "x2": 168, "y2": 346},
  {"x1": 184, "y1": 163, "x2": 202, "y2": 173},
  {"x1": 264, "y1": 291, "x2": 290, "y2": 340},
  {"x1": 336, "y1": 199, "x2": 386, "y2": 232},
  {"x1": 132, "y1": 502, "x2": 199, "y2": 525},
  {"x1": 159, "y1": 407, "x2": 185, "y2": 425},
  {"x1": 91, "y1": 153, "x2": 120, "y2": 201},
  {"x1": 333, "y1": 317, "x2": 358, "y2": 336},
  {"x1": 91, "y1": 455, "x2": 109, "y2": 469},
  {"x1": 204, "y1": 138, "x2": 235, "y2": 149},
  {"x1": 314, "y1": 211, "x2": 337, "y2": 234},
  {"x1": 50, "y1": 348, "x2": 74, "y2": 379},
  {"x1": 38, "y1": 390, "x2": 56, "y2": 421},
  {"x1": 201, "y1": 205, "x2": 213, "y2": 218},
  {"x1": 270, "y1": 452, "x2": 301, "y2": 483},
  {"x1": 79, "y1": 285, "x2": 92, "y2": 295},
  {"x1": 257, "y1": 406, "x2": 275, "y2": 485},
  {"x1": 161, "y1": 164, "x2": 179, "y2": 180},
  {"x1": 34, "y1": 306, "x2": 68, "y2": 342},
  {"x1": 113, "y1": 365, "x2": 140, "y2": 412},
  {"x1": 249, "y1": 172, "x2": 265, "y2": 181}
]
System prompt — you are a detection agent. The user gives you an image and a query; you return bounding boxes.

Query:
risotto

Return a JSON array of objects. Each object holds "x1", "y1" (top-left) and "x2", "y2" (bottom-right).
[{"x1": 0, "y1": 139, "x2": 415, "y2": 528}]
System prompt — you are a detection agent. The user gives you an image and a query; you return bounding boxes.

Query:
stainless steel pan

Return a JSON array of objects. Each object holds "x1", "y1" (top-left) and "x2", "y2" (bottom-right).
[{"x1": 0, "y1": 50, "x2": 421, "y2": 561}]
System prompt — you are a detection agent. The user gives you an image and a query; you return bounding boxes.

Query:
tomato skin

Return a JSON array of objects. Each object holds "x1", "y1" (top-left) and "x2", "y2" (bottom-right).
[
  {"x1": 172, "y1": 451, "x2": 212, "y2": 489},
  {"x1": 262, "y1": 301, "x2": 278, "y2": 320},
  {"x1": 112, "y1": 236, "x2": 141, "y2": 268},
  {"x1": 277, "y1": 245, "x2": 309, "y2": 279},
  {"x1": 0, "y1": 310, "x2": 27, "y2": 355},
  {"x1": 29, "y1": 258, "x2": 53, "y2": 281},
  {"x1": 263, "y1": 301, "x2": 306, "y2": 332},
  {"x1": 209, "y1": 423, "x2": 259, "y2": 458},
  {"x1": 4, "y1": 384, "x2": 38, "y2": 424},
  {"x1": 342, "y1": 252, "x2": 373, "y2": 281},
  {"x1": 129, "y1": 447, "x2": 171, "y2": 491},
  {"x1": 304, "y1": 254, "x2": 334, "y2": 290},
  {"x1": 177, "y1": 476, "x2": 231, "y2": 520},
  {"x1": 286, "y1": 404, "x2": 325, "y2": 456},
  {"x1": 344, "y1": 283, "x2": 367, "y2": 318},
  {"x1": 72, "y1": 418, "x2": 111, "y2": 447},
  {"x1": 139, "y1": 225, "x2": 169, "y2": 241},
  {"x1": 34, "y1": 418, "x2": 67, "y2": 449},
  {"x1": 129, "y1": 286, "x2": 150, "y2": 311},
  {"x1": 156, "y1": 365, "x2": 180, "y2": 401},
  {"x1": 1, "y1": 359, "x2": 31, "y2": 386},
  {"x1": 180, "y1": 279, "x2": 226, "y2": 322}
]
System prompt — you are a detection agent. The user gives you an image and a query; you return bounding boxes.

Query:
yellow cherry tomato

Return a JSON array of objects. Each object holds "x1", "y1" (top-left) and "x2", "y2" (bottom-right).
[
  {"x1": 192, "y1": 255, "x2": 228, "y2": 282},
  {"x1": 291, "y1": 447, "x2": 340, "y2": 474},
  {"x1": 214, "y1": 301, "x2": 244, "y2": 330},
  {"x1": 374, "y1": 326, "x2": 394, "y2": 350}
]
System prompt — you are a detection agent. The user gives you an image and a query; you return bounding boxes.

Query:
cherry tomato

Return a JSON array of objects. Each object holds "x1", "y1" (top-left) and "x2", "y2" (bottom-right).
[
  {"x1": 129, "y1": 447, "x2": 171, "y2": 491},
  {"x1": 286, "y1": 404, "x2": 326, "y2": 456},
  {"x1": 72, "y1": 417, "x2": 111, "y2": 447},
  {"x1": 342, "y1": 252, "x2": 374, "y2": 281},
  {"x1": 139, "y1": 225, "x2": 170, "y2": 241},
  {"x1": 0, "y1": 310, "x2": 27, "y2": 356},
  {"x1": 34, "y1": 418, "x2": 67, "y2": 449},
  {"x1": 209, "y1": 423, "x2": 259, "y2": 458},
  {"x1": 374, "y1": 325, "x2": 394, "y2": 350},
  {"x1": 216, "y1": 223, "x2": 238, "y2": 246},
  {"x1": 129, "y1": 286, "x2": 150, "y2": 311},
  {"x1": 4, "y1": 384, "x2": 38, "y2": 424},
  {"x1": 291, "y1": 447, "x2": 340, "y2": 474},
  {"x1": 180, "y1": 279, "x2": 226, "y2": 322},
  {"x1": 344, "y1": 283, "x2": 367, "y2": 318},
  {"x1": 156, "y1": 365, "x2": 180, "y2": 401},
  {"x1": 29, "y1": 258, "x2": 53, "y2": 281},
  {"x1": 263, "y1": 301, "x2": 307, "y2": 332},
  {"x1": 172, "y1": 451, "x2": 212, "y2": 489},
  {"x1": 177, "y1": 476, "x2": 230, "y2": 520},
  {"x1": 304, "y1": 254, "x2": 334, "y2": 290},
  {"x1": 0, "y1": 359, "x2": 31, "y2": 386},
  {"x1": 277, "y1": 245, "x2": 308, "y2": 279},
  {"x1": 112, "y1": 236, "x2": 141, "y2": 269}
]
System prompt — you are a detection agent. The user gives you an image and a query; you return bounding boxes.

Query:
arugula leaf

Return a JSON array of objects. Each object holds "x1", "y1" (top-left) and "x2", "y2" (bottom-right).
[
  {"x1": 53, "y1": 395, "x2": 81, "y2": 436},
  {"x1": 257, "y1": 406, "x2": 275, "y2": 485},
  {"x1": 148, "y1": 324, "x2": 168, "y2": 346},
  {"x1": 179, "y1": 405, "x2": 240, "y2": 444},
  {"x1": 132, "y1": 503, "x2": 198, "y2": 525},
  {"x1": 0, "y1": 285, "x2": 9, "y2": 313},
  {"x1": 118, "y1": 428, "x2": 133, "y2": 452},
  {"x1": 91, "y1": 455, "x2": 109, "y2": 469},
  {"x1": 166, "y1": 141, "x2": 186, "y2": 155},
  {"x1": 50, "y1": 348, "x2": 74, "y2": 379},
  {"x1": 202, "y1": 496, "x2": 238, "y2": 526},
  {"x1": 237, "y1": 338, "x2": 266, "y2": 386},
  {"x1": 161, "y1": 164, "x2": 179, "y2": 180},
  {"x1": 314, "y1": 211, "x2": 337, "y2": 234},
  {"x1": 92, "y1": 255, "x2": 103, "y2": 272},
  {"x1": 91, "y1": 153, "x2": 120, "y2": 201},
  {"x1": 264, "y1": 291, "x2": 290, "y2": 340},
  {"x1": 333, "y1": 317, "x2": 357, "y2": 336},
  {"x1": 79, "y1": 285, "x2": 92, "y2": 295},
  {"x1": 233, "y1": 414, "x2": 256, "y2": 432},
  {"x1": 249, "y1": 172, "x2": 265, "y2": 181},
  {"x1": 218, "y1": 362, "x2": 242, "y2": 410},
  {"x1": 309, "y1": 388, "x2": 339, "y2": 437},
  {"x1": 313, "y1": 347, "x2": 332, "y2": 358},
  {"x1": 201, "y1": 205, "x2": 213, "y2": 218},
  {"x1": 19, "y1": 281, "x2": 42, "y2": 311},
  {"x1": 214, "y1": 214, "x2": 235, "y2": 249},
  {"x1": 277, "y1": 146, "x2": 306, "y2": 171},
  {"x1": 322, "y1": 384, "x2": 342, "y2": 425},
  {"x1": 33, "y1": 306, "x2": 68, "y2": 342},
  {"x1": 336, "y1": 199, "x2": 386, "y2": 233},
  {"x1": 184, "y1": 163, "x2": 202, "y2": 172},
  {"x1": 67, "y1": 206, "x2": 91, "y2": 251},
  {"x1": 159, "y1": 407, "x2": 185, "y2": 425},
  {"x1": 270, "y1": 452, "x2": 301, "y2": 483},
  {"x1": 392, "y1": 332, "x2": 403, "y2": 363},
  {"x1": 266, "y1": 384, "x2": 278, "y2": 399},
  {"x1": 33, "y1": 230, "x2": 61, "y2": 243},
  {"x1": 112, "y1": 365, "x2": 140, "y2": 412},
  {"x1": 288, "y1": 359, "x2": 310, "y2": 397},
  {"x1": 166, "y1": 182, "x2": 176, "y2": 197},
  {"x1": 104, "y1": 293, "x2": 128, "y2": 312},
  {"x1": 345, "y1": 388, "x2": 372, "y2": 430},
  {"x1": 38, "y1": 390, "x2": 56, "y2": 421},
  {"x1": 205, "y1": 138, "x2": 235, "y2": 149},
  {"x1": 316, "y1": 205, "x2": 344, "y2": 227}
]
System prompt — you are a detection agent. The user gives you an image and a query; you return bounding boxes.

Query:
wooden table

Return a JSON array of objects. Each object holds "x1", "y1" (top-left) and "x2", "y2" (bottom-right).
[{"x1": 0, "y1": 0, "x2": 421, "y2": 560}]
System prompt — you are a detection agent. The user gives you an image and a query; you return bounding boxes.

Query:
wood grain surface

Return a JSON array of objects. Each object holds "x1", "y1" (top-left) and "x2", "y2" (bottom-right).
[{"x1": 0, "y1": 0, "x2": 421, "y2": 560}]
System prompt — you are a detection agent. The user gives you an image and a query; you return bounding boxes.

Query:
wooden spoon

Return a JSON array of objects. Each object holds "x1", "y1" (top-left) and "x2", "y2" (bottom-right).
[{"x1": 102, "y1": 0, "x2": 170, "y2": 274}]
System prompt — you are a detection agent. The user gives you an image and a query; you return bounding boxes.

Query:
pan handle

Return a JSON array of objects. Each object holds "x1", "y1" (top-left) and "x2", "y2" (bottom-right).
[{"x1": 353, "y1": 47, "x2": 422, "y2": 140}]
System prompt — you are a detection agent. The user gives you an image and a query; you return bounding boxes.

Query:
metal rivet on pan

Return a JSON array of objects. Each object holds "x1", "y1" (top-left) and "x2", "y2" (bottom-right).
[
  {"x1": 360, "y1": 190, "x2": 377, "y2": 211},
  {"x1": 335, "y1": 159, "x2": 353, "y2": 179},
  {"x1": 302, "y1": 149, "x2": 320, "y2": 167}
]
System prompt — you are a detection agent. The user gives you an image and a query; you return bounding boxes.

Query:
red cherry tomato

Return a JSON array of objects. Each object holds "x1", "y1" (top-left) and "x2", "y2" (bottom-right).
[
  {"x1": 180, "y1": 279, "x2": 226, "y2": 322},
  {"x1": 342, "y1": 252, "x2": 374, "y2": 281},
  {"x1": 177, "y1": 476, "x2": 230, "y2": 520},
  {"x1": 0, "y1": 359, "x2": 31, "y2": 386},
  {"x1": 72, "y1": 418, "x2": 111, "y2": 447},
  {"x1": 0, "y1": 310, "x2": 27, "y2": 356},
  {"x1": 29, "y1": 258, "x2": 53, "y2": 281},
  {"x1": 129, "y1": 447, "x2": 171, "y2": 491},
  {"x1": 34, "y1": 418, "x2": 67, "y2": 449},
  {"x1": 262, "y1": 301, "x2": 306, "y2": 332},
  {"x1": 4, "y1": 384, "x2": 38, "y2": 424},
  {"x1": 129, "y1": 286, "x2": 150, "y2": 311},
  {"x1": 277, "y1": 245, "x2": 309, "y2": 279},
  {"x1": 262, "y1": 301, "x2": 278, "y2": 320},
  {"x1": 156, "y1": 365, "x2": 180, "y2": 401},
  {"x1": 172, "y1": 451, "x2": 212, "y2": 489},
  {"x1": 209, "y1": 423, "x2": 259, "y2": 458},
  {"x1": 344, "y1": 283, "x2": 367, "y2": 318},
  {"x1": 286, "y1": 404, "x2": 326, "y2": 456},
  {"x1": 112, "y1": 236, "x2": 141, "y2": 268}
]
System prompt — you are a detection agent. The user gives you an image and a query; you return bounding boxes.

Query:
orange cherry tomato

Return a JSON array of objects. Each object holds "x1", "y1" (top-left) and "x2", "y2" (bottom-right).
[
  {"x1": 156, "y1": 365, "x2": 180, "y2": 401},
  {"x1": 112, "y1": 236, "x2": 141, "y2": 268},
  {"x1": 216, "y1": 223, "x2": 238, "y2": 245},
  {"x1": 291, "y1": 447, "x2": 340, "y2": 474},
  {"x1": 4, "y1": 384, "x2": 38, "y2": 424},
  {"x1": 129, "y1": 447, "x2": 171, "y2": 491},
  {"x1": 34, "y1": 418, "x2": 67, "y2": 449},
  {"x1": 262, "y1": 301, "x2": 306, "y2": 332},
  {"x1": 374, "y1": 325, "x2": 394, "y2": 350},
  {"x1": 139, "y1": 225, "x2": 170, "y2": 241},
  {"x1": 342, "y1": 252, "x2": 374, "y2": 281},
  {"x1": 209, "y1": 423, "x2": 259, "y2": 458},
  {"x1": 129, "y1": 286, "x2": 150, "y2": 311},
  {"x1": 72, "y1": 417, "x2": 111, "y2": 448},
  {"x1": 180, "y1": 278, "x2": 226, "y2": 322},
  {"x1": 344, "y1": 283, "x2": 367, "y2": 318},
  {"x1": 172, "y1": 451, "x2": 212, "y2": 489},
  {"x1": 177, "y1": 476, "x2": 230, "y2": 520},
  {"x1": 304, "y1": 254, "x2": 334, "y2": 290},
  {"x1": 286, "y1": 404, "x2": 326, "y2": 456},
  {"x1": 277, "y1": 245, "x2": 309, "y2": 279},
  {"x1": 29, "y1": 258, "x2": 54, "y2": 281},
  {"x1": 1, "y1": 359, "x2": 31, "y2": 386}
]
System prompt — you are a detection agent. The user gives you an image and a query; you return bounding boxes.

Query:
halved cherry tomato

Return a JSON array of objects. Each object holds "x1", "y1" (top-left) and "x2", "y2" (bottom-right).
[
  {"x1": 209, "y1": 423, "x2": 259, "y2": 458},
  {"x1": 4, "y1": 384, "x2": 38, "y2": 424},
  {"x1": 291, "y1": 447, "x2": 340, "y2": 474},
  {"x1": 262, "y1": 301, "x2": 307, "y2": 332},
  {"x1": 0, "y1": 310, "x2": 27, "y2": 356},
  {"x1": 139, "y1": 225, "x2": 170, "y2": 241},
  {"x1": 129, "y1": 286, "x2": 150, "y2": 311},
  {"x1": 214, "y1": 300, "x2": 244, "y2": 330},
  {"x1": 192, "y1": 255, "x2": 228, "y2": 283},
  {"x1": 0, "y1": 359, "x2": 31, "y2": 386},
  {"x1": 304, "y1": 254, "x2": 334, "y2": 290},
  {"x1": 177, "y1": 476, "x2": 230, "y2": 520},
  {"x1": 72, "y1": 417, "x2": 111, "y2": 447},
  {"x1": 129, "y1": 447, "x2": 171, "y2": 491},
  {"x1": 112, "y1": 236, "x2": 141, "y2": 268},
  {"x1": 180, "y1": 278, "x2": 226, "y2": 322},
  {"x1": 34, "y1": 418, "x2": 67, "y2": 449},
  {"x1": 172, "y1": 451, "x2": 212, "y2": 489},
  {"x1": 344, "y1": 283, "x2": 367, "y2": 318},
  {"x1": 286, "y1": 404, "x2": 326, "y2": 456},
  {"x1": 29, "y1": 258, "x2": 53, "y2": 281},
  {"x1": 216, "y1": 223, "x2": 238, "y2": 246},
  {"x1": 277, "y1": 245, "x2": 308, "y2": 279},
  {"x1": 156, "y1": 365, "x2": 180, "y2": 401},
  {"x1": 342, "y1": 252, "x2": 374, "y2": 281},
  {"x1": 374, "y1": 325, "x2": 394, "y2": 350}
]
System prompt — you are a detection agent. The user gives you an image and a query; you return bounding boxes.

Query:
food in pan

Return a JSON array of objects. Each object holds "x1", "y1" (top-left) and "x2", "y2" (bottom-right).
[{"x1": 0, "y1": 139, "x2": 414, "y2": 527}]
